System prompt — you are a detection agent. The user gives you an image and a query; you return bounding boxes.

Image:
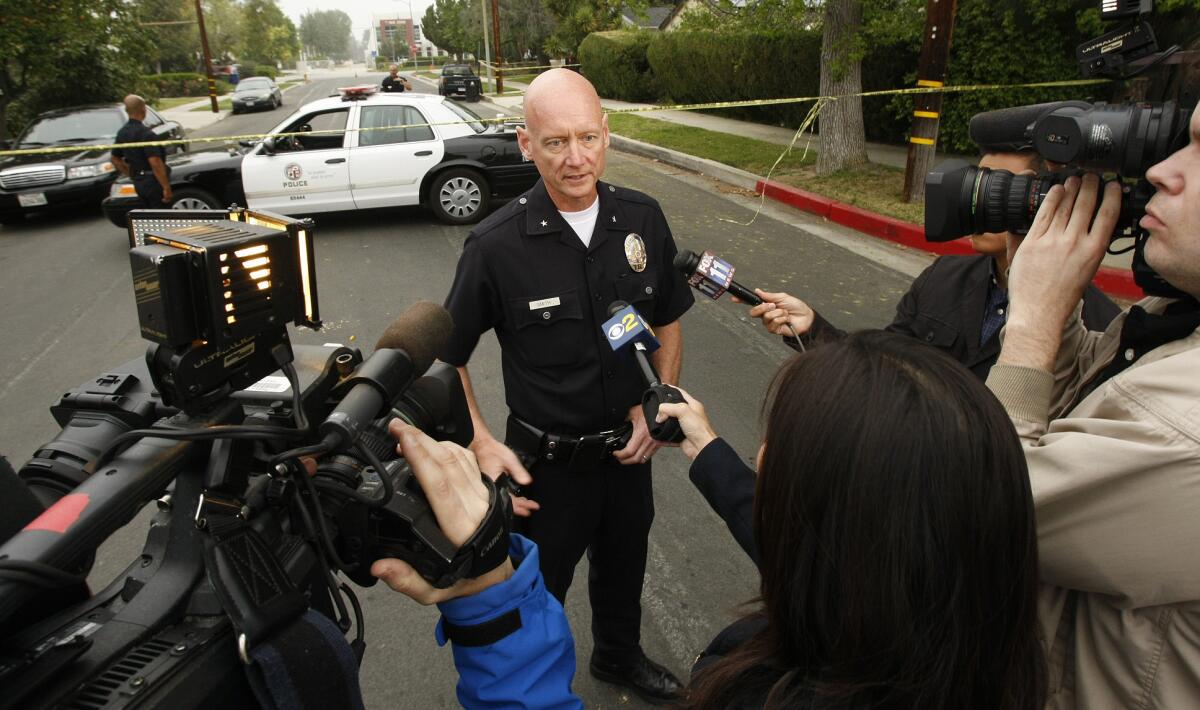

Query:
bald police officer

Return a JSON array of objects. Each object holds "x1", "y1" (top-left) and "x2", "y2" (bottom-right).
[
  {"x1": 440, "y1": 69, "x2": 693, "y2": 704},
  {"x1": 111, "y1": 95, "x2": 172, "y2": 207}
]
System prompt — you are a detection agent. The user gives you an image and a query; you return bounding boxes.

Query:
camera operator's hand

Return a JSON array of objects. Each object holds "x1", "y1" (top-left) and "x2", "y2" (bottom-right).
[
  {"x1": 655, "y1": 388, "x2": 719, "y2": 461},
  {"x1": 739, "y1": 289, "x2": 816, "y2": 336},
  {"x1": 1001, "y1": 174, "x2": 1122, "y2": 371},
  {"x1": 371, "y1": 422, "x2": 516, "y2": 604},
  {"x1": 469, "y1": 436, "x2": 540, "y2": 518},
  {"x1": 615, "y1": 403, "x2": 663, "y2": 465}
]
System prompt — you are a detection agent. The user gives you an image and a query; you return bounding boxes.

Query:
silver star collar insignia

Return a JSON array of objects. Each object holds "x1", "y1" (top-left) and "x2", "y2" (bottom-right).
[{"x1": 541, "y1": 220, "x2": 548, "y2": 227}]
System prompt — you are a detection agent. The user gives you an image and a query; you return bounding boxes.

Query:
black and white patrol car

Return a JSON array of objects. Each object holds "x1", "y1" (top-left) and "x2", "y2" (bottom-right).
[{"x1": 102, "y1": 87, "x2": 539, "y2": 226}]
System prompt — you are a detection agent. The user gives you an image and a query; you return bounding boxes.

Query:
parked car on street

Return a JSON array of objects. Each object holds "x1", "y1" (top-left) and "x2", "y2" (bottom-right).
[
  {"x1": 231, "y1": 77, "x2": 284, "y2": 114},
  {"x1": 437, "y1": 65, "x2": 482, "y2": 102},
  {"x1": 0, "y1": 104, "x2": 185, "y2": 225},
  {"x1": 102, "y1": 88, "x2": 538, "y2": 226}
]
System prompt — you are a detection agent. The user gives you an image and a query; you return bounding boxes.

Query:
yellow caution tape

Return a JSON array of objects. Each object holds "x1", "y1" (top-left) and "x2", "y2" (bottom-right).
[
  {"x1": 478, "y1": 61, "x2": 581, "y2": 72},
  {"x1": 0, "y1": 78, "x2": 1108, "y2": 158},
  {"x1": 909, "y1": 136, "x2": 937, "y2": 145}
]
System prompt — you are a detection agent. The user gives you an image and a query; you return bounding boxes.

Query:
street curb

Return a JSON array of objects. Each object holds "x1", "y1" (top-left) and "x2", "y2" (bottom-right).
[
  {"x1": 609, "y1": 133, "x2": 1142, "y2": 301},
  {"x1": 609, "y1": 135, "x2": 761, "y2": 192}
]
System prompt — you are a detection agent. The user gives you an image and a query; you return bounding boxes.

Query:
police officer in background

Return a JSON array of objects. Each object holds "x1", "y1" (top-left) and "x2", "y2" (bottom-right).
[
  {"x1": 111, "y1": 95, "x2": 171, "y2": 207},
  {"x1": 380, "y1": 65, "x2": 412, "y2": 93},
  {"x1": 439, "y1": 69, "x2": 694, "y2": 704}
]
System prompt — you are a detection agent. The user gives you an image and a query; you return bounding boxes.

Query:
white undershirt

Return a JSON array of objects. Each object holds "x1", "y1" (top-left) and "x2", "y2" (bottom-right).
[{"x1": 558, "y1": 196, "x2": 600, "y2": 248}]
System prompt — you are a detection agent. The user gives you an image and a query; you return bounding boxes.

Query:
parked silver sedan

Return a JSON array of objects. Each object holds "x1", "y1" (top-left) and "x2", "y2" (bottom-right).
[{"x1": 231, "y1": 77, "x2": 283, "y2": 114}]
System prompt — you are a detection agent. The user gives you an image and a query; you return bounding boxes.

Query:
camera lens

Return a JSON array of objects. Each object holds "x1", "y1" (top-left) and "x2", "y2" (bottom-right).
[{"x1": 925, "y1": 159, "x2": 1067, "y2": 242}]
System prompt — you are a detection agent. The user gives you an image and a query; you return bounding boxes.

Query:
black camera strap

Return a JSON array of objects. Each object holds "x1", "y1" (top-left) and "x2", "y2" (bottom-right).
[{"x1": 199, "y1": 495, "x2": 365, "y2": 710}]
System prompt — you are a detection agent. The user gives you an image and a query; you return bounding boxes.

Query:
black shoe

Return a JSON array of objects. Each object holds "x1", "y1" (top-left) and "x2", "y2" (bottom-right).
[{"x1": 590, "y1": 652, "x2": 683, "y2": 705}]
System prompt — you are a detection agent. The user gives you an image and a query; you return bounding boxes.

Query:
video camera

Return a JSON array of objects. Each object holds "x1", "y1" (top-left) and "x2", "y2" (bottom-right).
[
  {"x1": 0, "y1": 206, "x2": 509, "y2": 708},
  {"x1": 923, "y1": 0, "x2": 1195, "y2": 297}
]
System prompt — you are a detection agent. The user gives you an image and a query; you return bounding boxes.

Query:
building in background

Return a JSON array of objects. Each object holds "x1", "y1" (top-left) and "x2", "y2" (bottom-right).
[{"x1": 365, "y1": 13, "x2": 448, "y2": 65}]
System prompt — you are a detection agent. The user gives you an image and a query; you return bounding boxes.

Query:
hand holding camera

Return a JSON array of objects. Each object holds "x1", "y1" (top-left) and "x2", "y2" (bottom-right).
[
  {"x1": 1002, "y1": 174, "x2": 1123, "y2": 370},
  {"x1": 372, "y1": 421, "x2": 515, "y2": 605}
]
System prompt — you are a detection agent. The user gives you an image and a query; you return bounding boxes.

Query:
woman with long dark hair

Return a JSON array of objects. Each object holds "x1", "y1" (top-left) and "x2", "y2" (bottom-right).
[
  {"x1": 372, "y1": 330, "x2": 1044, "y2": 709},
  {"x1": 661, "y1": 330, "x2": 1045, "y2": 710}
]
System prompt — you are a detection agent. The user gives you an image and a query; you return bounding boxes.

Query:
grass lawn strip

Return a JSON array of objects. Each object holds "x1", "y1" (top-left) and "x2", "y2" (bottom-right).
[
  {"x1": 606, "y1": 113, "x2": 922, "y2": 225},
  {"x1": 189, "y1": 98, "x2": 232, "y2": 112}
]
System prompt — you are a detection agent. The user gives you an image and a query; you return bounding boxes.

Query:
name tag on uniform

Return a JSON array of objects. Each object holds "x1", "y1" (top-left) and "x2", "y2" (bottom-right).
[{"x1": 528, "y1": 297, "x2": 560, "y2": 310}]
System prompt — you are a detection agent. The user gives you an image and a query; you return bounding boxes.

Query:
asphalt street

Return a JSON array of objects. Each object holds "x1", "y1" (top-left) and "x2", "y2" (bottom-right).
[{"x1": 0, "y1": 73, "x2": 933, "y2": 708}]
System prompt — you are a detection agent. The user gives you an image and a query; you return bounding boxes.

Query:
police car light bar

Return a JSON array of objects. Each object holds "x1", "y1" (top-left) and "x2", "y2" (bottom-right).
[{"x1": 337, "y1": 85, "x2": 379, "y2": 101}]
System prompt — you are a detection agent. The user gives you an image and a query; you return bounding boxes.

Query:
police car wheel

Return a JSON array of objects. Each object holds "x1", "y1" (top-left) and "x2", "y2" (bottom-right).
[
  {"x1": 428, "y1": 169, "x2": 490, "y2": 225},
  {"x1": 170, "y1": 187, "x2": 220, "y2": 210}
]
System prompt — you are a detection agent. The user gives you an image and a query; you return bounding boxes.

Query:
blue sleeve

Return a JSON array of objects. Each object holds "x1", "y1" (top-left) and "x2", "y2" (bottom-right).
[{"x1": 435, "y1": 535, "x2": 583, "y2": 710}]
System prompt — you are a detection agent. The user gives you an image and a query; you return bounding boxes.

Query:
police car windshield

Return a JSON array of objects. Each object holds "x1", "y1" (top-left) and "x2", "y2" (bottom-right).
[
  {"x1": 237, "y1": 78, "x2": 271, "y2": 91},
  {"x1": 19, "y1": 108, "x2": 125, "y2": 146},
  {"x1": 441, "y1": 100, "x2": 485, "y2": 134}
]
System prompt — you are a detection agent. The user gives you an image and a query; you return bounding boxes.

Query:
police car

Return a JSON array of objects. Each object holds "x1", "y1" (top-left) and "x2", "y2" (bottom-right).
[{"x1": 102, "y1": 86, "x2": 539, "y2": 226}]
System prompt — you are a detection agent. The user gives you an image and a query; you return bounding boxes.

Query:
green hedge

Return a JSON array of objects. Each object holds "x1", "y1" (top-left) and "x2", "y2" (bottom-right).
[
  {"x1": 579, "y1": 31, "x2": 656, "y2": 103},
  {"x1": 140, "y1": 72, "x2": 234, "y2": 98},
  {"x1": 245, "y1": 64, "x2": 277, "y2": 79},
  {"x1": 648, "y1": 30, "x2": 825, "y2": 129},
  {"x1": 581, "y1": 29, "x2": 913, "y2": 138}
]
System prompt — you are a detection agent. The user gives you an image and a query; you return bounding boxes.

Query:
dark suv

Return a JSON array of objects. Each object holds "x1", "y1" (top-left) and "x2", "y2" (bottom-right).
[
  {"x1": 438, "y1": 64, "x2": 482, "y2": 102},
  {"x1": 0, "y1": 104, "x2": 185, "y2": 225}
]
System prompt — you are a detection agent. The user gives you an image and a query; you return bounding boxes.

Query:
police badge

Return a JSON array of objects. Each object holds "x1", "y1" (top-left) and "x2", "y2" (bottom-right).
[{"x1": 624, "y1": 233, "x2": 647, "y2": 273}]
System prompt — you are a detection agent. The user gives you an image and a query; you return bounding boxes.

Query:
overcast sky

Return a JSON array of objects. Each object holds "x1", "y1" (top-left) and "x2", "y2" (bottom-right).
[{"x1": 278, "y1": 0, "x2": 437, "y2": 35}]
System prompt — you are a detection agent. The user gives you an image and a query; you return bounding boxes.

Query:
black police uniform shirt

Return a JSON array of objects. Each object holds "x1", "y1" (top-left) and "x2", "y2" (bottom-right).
[
  {"x1": 381, "y1": 75, "x2": 407, "y2": 92},
  {"x1": 441, "y1": 179, "x2": 695, "y2": 435},
  {"x1": 112, "y1": 119, "x2": 165, "y2": 176}
]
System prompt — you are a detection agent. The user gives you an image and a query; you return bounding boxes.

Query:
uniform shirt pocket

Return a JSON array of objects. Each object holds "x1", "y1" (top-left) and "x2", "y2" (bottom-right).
[
  {"x1": 910, "y1": 314, "x2": 962, "y2": 352},
  {"x1": 615, "y1": 269, "x2": 659, "y2": 317},
  {"x1": 506, "y1": 289, "x2": 586, "y2": 368}
]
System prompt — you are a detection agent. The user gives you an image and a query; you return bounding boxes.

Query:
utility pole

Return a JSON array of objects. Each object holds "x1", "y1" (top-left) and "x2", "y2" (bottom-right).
[
  {"x1": 194, "y1": 0, "x2": 219, "y2": 113},
  {"x1": 490, "y1": 0, "x2": 504, "y2": 94},
  {"x1": 480, "y1": 0, "x2": 494, "y2": 95},
  {"x1": 902, "y1": 0, "x2": 958, "y2": 203}
]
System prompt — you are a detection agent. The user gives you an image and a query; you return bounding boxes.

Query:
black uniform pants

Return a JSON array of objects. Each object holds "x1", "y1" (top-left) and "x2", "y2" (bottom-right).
[
  {"x1": 515, "y1": 455, "x2": 655, "y2": 667},
  {"x1": 132, "y1": 173, "x2": 164, "y2": 207}
]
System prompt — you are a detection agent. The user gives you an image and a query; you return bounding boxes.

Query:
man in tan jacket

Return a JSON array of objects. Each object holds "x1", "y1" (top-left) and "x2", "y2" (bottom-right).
[{"x1": 988, "y1": 105, "x2": 1200, "y2": 708}]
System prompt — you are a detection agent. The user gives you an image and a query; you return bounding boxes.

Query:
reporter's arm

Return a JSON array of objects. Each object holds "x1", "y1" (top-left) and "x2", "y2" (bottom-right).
[
  {"x1": 658, "y1": 392, "x2": 759, "y2": 567},
  {"x1": 688, "y1": 439, "x2": 760, "y2": 568},
  {"x1": 435, "y1": 535, "x2": 583, "y2": 710}
]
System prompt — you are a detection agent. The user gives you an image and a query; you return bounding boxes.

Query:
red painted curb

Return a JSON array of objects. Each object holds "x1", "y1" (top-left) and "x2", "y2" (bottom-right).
[{"x1": 756, "y1": 179, "x2": 1143, "y2": 301}]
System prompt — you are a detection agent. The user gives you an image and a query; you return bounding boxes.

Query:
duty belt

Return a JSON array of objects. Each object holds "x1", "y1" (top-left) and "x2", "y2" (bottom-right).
[{"x1": 506, "y1": 415, "x2": 633, "y2": 472}]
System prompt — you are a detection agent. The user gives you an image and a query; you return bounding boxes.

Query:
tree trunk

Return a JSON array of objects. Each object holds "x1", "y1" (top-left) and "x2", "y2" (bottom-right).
[
  {"x1": 816, "y1": 0, "x2": 868, "y2": 176},
  {"x1": 0, "y1": 100, "x2": 8, "y2": 144}
]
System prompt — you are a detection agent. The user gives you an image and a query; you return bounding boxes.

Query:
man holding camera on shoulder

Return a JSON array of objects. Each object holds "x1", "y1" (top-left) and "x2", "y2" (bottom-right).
[
  {"x1": 744, "y1": 148, "x2": 1119, "y2": 381},
  {"x1": 984, "y1": 107, "x2": 1200, "y2": 708}
]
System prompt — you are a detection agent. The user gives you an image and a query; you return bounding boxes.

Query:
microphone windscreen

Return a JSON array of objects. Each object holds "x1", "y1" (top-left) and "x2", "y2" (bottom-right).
[
  {"x1": 608, "y1": 300, "x2": 630, "y2": 317},
  {"x1": 374, "y1": 301, "x2": 453, "y2": 375},
  {"x1": 969, "y1": 102, "x2": 1067, "y2": 152},
  {"x1": 673, "y1": 250, "x2": 699, "y2": 276}
]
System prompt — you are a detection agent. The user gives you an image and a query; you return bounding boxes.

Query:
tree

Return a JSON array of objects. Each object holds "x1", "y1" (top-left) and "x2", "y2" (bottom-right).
[
  {"x1": 423, "y1": 0, "x2": 478, "y2": 58},
  {"x1": 542, "y1": 0, "x2": 641, "y2": 59},
  {"x1": 816, "y1": 0, "x2": 869, "y2": 175},
  {"x1": 137, "y1": 0, "x2": 199, "y2": 74},
  {"x1": 205, "y1": 0, "x2": 245, "y2": 63},
  {"x1": 378, "y1": 36, "x2": 412, "y2": 63},
  {"x1": 300, "y1": 9, "x2": 354, "y2": 60},
  {"x1": 1, "y1": 0, "x2": 147, "y2": 141},
  {"x1": 240, "y1": 0, "x2": 299, "y2": 66},
  {"x1": 501, "y1": 0, "x2": 557, "y2": 62}
]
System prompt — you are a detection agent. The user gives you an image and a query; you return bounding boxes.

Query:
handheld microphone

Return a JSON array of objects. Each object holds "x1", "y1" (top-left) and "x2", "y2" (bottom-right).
[
  {"x1": 673, "y1": 249, "x2": 763, "y2": 306},
  {"x1": 320, "y1": 302, "x2": 453, "y2": 451},
  {"x1": 603, "y1": 301, "x2": 684, "y2": 444}
]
